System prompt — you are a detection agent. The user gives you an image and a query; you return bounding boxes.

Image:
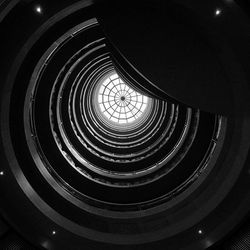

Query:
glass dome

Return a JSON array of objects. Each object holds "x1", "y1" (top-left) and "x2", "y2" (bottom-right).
[{"x1": 98, "y1": 73, "x2": 148, "y2": 124}]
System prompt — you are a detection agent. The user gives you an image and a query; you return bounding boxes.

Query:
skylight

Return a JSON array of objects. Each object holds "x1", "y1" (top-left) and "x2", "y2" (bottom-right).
[{"x1": 98, "y1": 73, "x2": 148, "y2": 124}]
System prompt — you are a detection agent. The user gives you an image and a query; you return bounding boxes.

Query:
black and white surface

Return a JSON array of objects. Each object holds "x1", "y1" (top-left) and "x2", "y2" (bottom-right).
[{"x1": 0, "y1": 0, "x2": 250, "y2": 249}]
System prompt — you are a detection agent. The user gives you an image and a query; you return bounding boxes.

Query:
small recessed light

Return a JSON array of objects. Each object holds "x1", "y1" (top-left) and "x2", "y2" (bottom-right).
[
  {"x1": 52, "y1": 230, "x2": 56, "y2": 235},
  {"x1": 35, "y1": 6, "x2": 42, "y2": 14},
  {"x1": 0, "y1": 171, "x2": 4, "y2": 176},
  {"x1": 198, "y1": 229, "x2": 203, "y2": 235},
  {"x1": 215, "y1": 8, "x2": 222, "y2": 16}
]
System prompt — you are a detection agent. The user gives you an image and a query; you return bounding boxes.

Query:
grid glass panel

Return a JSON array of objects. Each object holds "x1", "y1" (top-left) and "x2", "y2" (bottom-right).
[{"x1": 98, "y1": 73, "x2": 148, "y2": 124}]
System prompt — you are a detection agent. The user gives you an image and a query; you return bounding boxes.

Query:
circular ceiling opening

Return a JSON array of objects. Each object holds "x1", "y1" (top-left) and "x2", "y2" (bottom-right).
[{"x1": 97, "y1": 72, "x2": 149, "y2": 125}]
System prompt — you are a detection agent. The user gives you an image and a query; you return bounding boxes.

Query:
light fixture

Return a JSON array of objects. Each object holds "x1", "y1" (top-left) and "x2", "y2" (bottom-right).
[
  {"x1": 215, "y1": 8, "x2": 222, "y2": 16},
  {"x1": 35, "y1": 5, "x2": 42, "y2": 14}
]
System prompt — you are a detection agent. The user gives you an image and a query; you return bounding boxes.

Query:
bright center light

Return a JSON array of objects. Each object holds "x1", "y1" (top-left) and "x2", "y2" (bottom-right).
[
  {"x1": 215, "y1": 8, "x2": 221, "y2": 16},
  {"x1": 35, "y1": 6, "x2": 42, "y2": 14},
  {"x1": 98, "y1": 73, "x2": 148, "y2": 124}
]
